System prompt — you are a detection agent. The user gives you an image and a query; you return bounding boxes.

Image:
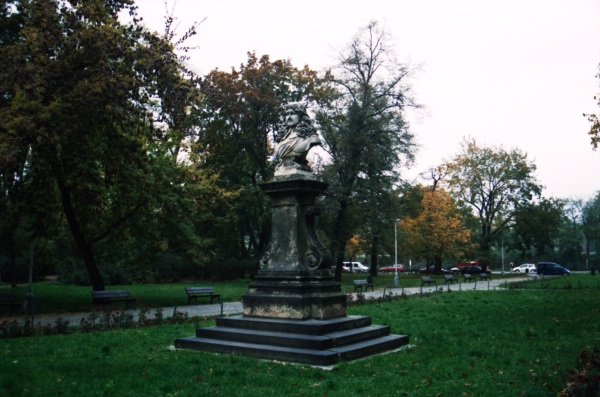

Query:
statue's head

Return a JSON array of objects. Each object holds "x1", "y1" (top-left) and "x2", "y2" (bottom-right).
[
  {"x1": 284, "y1": 102, "x2": 308, "y2": 128},
  {"x1": 279, "y1": 101, "x2": 316, "y2": 139}
]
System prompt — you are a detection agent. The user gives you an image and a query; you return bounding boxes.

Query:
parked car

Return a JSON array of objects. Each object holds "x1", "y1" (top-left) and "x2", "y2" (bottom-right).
[
  {"x1": 457, "y1": 265, "x2": 486, "y2": 275},
  {"x1": 511, "y1": 263, "x2": 537, "y2": 273},
  {"x1": 342, "y1": 262, "x2": 369, "y2": 273},
  {"x1": 379, "y1": 264, "x2": 405, "y2": 274},
  {"x1": 536, "y1": 262, "x2": 570, "y2": 276},
  {"x1": 420, "y1": 266, "x2": 452, "y2": 275}
]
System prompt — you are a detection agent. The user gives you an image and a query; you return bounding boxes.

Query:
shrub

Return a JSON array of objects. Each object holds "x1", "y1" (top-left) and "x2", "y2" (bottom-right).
[{"x1": 561, "y1": 347, "x2": 600, "y2": 396}]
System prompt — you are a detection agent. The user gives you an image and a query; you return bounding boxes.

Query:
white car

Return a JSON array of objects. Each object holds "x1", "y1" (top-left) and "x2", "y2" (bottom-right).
[
  {"x1": 342, "y1": 262, "x2": 369, "y2": 273},
  {"x1": 511, "y1": 263, "x2": 537, "y2": 273}
]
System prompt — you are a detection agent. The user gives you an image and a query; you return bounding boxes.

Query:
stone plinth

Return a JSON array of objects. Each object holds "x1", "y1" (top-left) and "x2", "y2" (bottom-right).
[{"x1": 242, "y1": 178, "x2": 346, "y2": 320}]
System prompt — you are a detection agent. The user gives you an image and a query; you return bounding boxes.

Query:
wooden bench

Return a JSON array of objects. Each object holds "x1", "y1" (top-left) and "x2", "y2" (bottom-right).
[
  {"x1": 463, "y1": 273, "x2": 476, "y2": 282},
  {"x1": 0, "y1": 293, "x2": 21, "y2": 314},
  {"x1": 421, "y1": 276, "x2": 437, "y2": 288},
  {"x1": 353, "y1": 278, "x2": 374, "y2": 293},
  {"x1": 92, "y1": 290, "x2": 136, "y2": 310},
  {"x1": 444, "y1": 274, "x2": 459, "y2": 284},
  {"x1": 185, "y1": 287, "x2": 221, "y2": 305},
  {"x1": 480, "y1": 272, "x2": 492, "y2": 281}
]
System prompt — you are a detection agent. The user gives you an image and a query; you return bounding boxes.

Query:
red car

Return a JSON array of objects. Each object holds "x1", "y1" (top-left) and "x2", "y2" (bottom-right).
[{"x1": 379, "y1": 264, "x2": 405, "y2": 274}]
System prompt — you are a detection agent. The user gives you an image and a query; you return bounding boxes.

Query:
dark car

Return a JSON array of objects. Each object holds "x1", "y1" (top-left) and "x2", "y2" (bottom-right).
[
  {"x1": 458, "y1": 266, "x2": 486, "y2": 275},
  {"x1": 536, "y1": 262, "x2": 570, "y2": 276},
  {"x1": 379, "y1": 264, "x2": 405, "y2": 274},
  {"x1": 420, "y1": 266, "x2": 452, "y2": 275}
]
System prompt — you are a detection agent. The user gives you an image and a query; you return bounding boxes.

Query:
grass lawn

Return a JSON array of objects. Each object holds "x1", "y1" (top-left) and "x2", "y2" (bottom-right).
[{"x1": 2, "y1": 275, "x2": 600, "y2": 396}]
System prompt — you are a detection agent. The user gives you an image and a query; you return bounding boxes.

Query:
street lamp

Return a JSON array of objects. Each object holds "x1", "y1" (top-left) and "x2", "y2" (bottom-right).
[
  {"x1": 394, "y1": 218, "x2": 400, "y2": 288},
  {"x1": 501, "y1": 234, "x2": 505, "y2": 275}
]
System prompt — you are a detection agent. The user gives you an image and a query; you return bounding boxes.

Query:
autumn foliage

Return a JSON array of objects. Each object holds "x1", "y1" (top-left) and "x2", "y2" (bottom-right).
[{"x1": 398, "y1": 187, "x2": 473, "y2": 270}]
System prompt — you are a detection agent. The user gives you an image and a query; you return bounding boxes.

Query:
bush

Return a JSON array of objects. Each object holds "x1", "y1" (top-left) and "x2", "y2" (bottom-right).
[{"x1": 561, "y1": 347, "x2": 600, "y2": 396}]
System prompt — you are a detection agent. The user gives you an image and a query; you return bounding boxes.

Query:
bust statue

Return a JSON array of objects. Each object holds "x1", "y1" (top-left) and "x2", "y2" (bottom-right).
[{"x1": 273, "y1": 102, "x2": 321, "y2": 175}]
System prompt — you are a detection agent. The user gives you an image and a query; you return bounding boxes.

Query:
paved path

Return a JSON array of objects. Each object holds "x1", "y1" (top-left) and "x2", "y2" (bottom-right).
[
  {"x1": 357, "y1": 276, "x2": 528, "y2": 300},
  {"x1": 3, "y1": 301, "x2": 245, "y2": 328},
  {"x1": 3, "y1": 276, "x2": 529, "y2": 329}
]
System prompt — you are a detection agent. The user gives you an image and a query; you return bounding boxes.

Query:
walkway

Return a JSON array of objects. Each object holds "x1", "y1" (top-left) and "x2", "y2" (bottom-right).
[
  {"x1": 2, "y1": 302, "x2": 244, "y2": 329},
  {"x1": 357, "y1": 276, "x2": 528, "y2": 300}
]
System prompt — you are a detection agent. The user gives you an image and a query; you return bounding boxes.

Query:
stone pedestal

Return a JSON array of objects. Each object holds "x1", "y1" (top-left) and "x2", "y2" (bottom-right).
[{"x1": 242, "y1": 178, "x2": 346, "y2": 320}]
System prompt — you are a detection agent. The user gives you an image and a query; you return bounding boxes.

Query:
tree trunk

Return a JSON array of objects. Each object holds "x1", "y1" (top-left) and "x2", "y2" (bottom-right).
[
  {"x1": 370, "y1": 235, "x2": 378, "y2": 276},
  {"x1": 331, "y1": 199, "x2": 350, "y2": 282},
  {"x1": 8, "y1": 238, "x2": 17, "y2": 288},
  {"x1": 57, "y1": 181, "x2": 105, "y2": 291},
  {"x1": 434, "y1": 254, "x2": 442, "y2": 273}
]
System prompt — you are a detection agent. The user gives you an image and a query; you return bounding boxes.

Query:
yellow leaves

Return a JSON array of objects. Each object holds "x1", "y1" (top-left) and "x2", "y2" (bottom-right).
[
  {"x1": 398, "y1": 187, "x2": 473, "y2": 259},
  {"x1": 346, "y1": 235, "x2": 367, "y2": 258}
]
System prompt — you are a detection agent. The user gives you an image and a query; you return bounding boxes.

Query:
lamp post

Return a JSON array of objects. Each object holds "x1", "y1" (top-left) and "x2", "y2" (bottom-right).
[
  {"x1": 501, "y1": 234, "x2": 505, "y2": 275},
  {"x1": 394, "y1": 218, "x2": 400, "y2": 288}
]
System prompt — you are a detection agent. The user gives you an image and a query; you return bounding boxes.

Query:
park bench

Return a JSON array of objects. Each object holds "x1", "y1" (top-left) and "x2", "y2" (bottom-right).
[
  {"x1": 92, "y1": 290, "x2": 136, "y2": 310},
  {"x1": 353, "y1": 277, "x2": 374, "y2": 293},
  {"x1": 480, "y1": 272, "x2": 492, "y2": 281},
  {"x1": 463, "y1": 274, "x2": 476, "y2": 283},
  {"x1": 0, "y1": 293, "x2": 21, "y2": 314},
  {"x1": 421, "y1": 276, "x2": 437, "y2": 288},
  {"x1": 185, "y1": 287, "x2": 221, "y2": 305},
  {"x1": 444, "y1": 275, "x2": 459, "y2": 284}
]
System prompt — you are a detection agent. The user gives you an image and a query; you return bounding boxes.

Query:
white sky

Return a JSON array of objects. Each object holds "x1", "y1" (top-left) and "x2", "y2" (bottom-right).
[{"x1": 134, "y1": 0, "x2": 600, "y2": 200}]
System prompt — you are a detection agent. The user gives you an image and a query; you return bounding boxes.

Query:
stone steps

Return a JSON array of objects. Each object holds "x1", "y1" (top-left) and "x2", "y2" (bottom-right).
[{"x1": 175, "y1": 315, "x2": 408, "y2": 366}]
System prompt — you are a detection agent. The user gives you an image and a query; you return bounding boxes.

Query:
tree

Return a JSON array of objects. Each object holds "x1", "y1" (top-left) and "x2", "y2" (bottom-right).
[
  {"x1": 398, "y1": 187, "x2": 473, "y2": 272},
  {"x1": 512, "y1": 198, "x2": 564, "y2": 260},
  {"x1": 581, "y1": 193, "x2": 600, "y2": 260},
  {"x1": 557, "y1": 199, "x2": 585, "y2": 265},
  {"x1": 444, "y1": 138, "x2": 542, "y2": 265},
  {"x1": 585, "y1": 63, "x2": 600, "y2": 150},
  {"x1": 316, "y1": 21, "x2": 417, "y2": 281},
  {"x1": 0, "y1": 0, "x2": 201, "y2": 289}
]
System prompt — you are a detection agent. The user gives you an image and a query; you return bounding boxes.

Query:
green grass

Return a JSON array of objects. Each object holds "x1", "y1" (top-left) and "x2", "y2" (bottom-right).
[{"x1": 2, "y1": 279, "x2": 600, "y2": 396}]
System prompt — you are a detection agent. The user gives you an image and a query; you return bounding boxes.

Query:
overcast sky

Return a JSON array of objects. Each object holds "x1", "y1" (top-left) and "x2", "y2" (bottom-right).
[{"x1": 134, "y1": 0, "x2": 600, "y2": 201}]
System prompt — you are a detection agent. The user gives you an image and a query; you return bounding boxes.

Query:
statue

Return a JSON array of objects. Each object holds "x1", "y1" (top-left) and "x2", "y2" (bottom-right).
[
  {"x1": 175, "y1": 104, "x2": 408, "y2": 365},
  {"x1": 273, "y1": 102, "x2": 321, "y2": 175}
]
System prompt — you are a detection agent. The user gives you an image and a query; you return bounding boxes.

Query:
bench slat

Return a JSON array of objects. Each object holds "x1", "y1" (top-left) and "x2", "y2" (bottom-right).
[{"x1": 185, "y1": 287, "x2": 215, "y2": 293}]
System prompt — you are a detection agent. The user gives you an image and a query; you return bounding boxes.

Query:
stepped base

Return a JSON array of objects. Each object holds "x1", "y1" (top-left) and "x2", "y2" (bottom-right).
[{"x1": 175, "y1": 315, "x2": 409, "y2": 366}]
